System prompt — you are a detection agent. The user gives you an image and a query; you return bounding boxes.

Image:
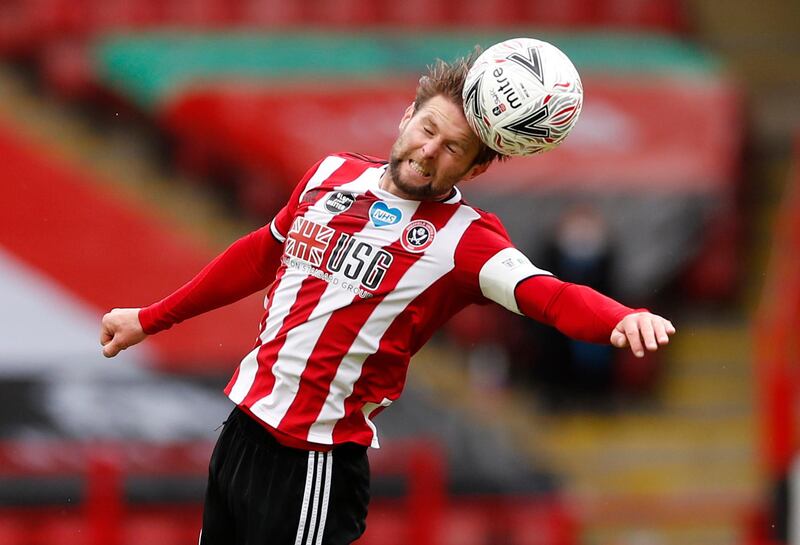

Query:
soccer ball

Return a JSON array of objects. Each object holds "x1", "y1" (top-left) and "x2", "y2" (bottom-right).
[{"x1": 462, "y1": 38, "x2": 583, "y2": 156}]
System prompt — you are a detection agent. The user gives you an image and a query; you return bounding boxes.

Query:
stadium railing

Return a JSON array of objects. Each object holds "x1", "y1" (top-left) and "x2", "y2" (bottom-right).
[{"x1": 0, "y1": 438, "x2": 576, "y2": 545}]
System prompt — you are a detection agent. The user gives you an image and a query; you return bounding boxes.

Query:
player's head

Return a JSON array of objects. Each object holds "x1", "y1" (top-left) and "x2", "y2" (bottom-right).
[
  {"x1": 385, "y1": 52, "x2": 505, "y2": 201},
  {"x1": 413, "y1": 52, "x2": 503, "y2": 168}
]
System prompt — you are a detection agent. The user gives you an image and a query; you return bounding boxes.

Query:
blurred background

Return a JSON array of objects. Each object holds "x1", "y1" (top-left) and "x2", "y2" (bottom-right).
[{"x1": 1, "y1": 0, "x2": 799, "y2": 544}]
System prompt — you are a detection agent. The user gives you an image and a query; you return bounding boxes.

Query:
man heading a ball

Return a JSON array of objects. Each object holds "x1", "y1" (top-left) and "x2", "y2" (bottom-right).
[{"x1": 101, "y1": 46, "x2": 675, "y2": 545}]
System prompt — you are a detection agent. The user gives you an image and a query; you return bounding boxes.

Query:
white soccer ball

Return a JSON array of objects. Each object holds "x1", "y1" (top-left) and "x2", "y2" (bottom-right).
[{"x1": 462, "y1": 38, "x2": 583, "y2": 156}]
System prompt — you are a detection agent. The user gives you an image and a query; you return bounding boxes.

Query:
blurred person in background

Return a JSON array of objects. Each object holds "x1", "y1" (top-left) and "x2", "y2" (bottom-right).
[
  {"x1": 99, "y1": 52, "x2": 674, "y2": 545},
  {"x1": 525, "y1": 204, "x2": 618, "y2": 410}
]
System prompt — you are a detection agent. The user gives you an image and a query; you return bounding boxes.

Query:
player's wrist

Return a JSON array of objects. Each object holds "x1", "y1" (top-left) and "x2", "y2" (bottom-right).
[{"x1": 138, "y1": 304, "x2": 169, "y2": 335}]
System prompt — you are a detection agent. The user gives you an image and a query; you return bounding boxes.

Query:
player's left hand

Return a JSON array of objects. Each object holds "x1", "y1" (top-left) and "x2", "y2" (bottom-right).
[
  {"x1": 100, "y1": 307, "x2": 147, "y2": 358},
  {"x1": 610, "y1": 312, "x2": 675, "y2": 358}
]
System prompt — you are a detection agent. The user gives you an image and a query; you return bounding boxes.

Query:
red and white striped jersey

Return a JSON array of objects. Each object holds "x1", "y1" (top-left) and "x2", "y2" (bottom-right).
[{"x1": 224, "y1": 153, "x2": 550, "y2": 448}]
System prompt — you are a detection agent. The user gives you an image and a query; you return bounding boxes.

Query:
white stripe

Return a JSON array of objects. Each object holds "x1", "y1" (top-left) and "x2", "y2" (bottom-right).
[
  {"x1": 294, "y1": 452, "x2": 316, "y2": 545},
  {"x1": 307, "y1": 205, "x2": 481, "y2": 446},
  {"x1": 315, "y1": 452, "x2": 333, "y2": 545},
  {"x1": 335, "y1": 165, "x2": 386, "y2": 194},
  {"x1": 257, "y1": 161, "x2": 365, "y2": 346},
  {"x1": 360, "y1": 399, "x2": 393, "y2": 447},
  {"x1": 198, "y1": 529, "x2": 202, "y2": 545},
  {"x1": 306, "y1": 452, "x2": 325, "y2": 545},
  {"x1": 251, "y1": 168, "x2": 418, "y2": 430},
  {"x1": 228, "y1": 160, "x2": 346, "y2": 404},
  {"x1": 226, "y1": 269, "x2": 306, "y2": 405},
  {"x1": 299, "y1": 156, "x2": 347, "y2": 202},
  {"x1": 272, "y1": 155, "x2": 343, "y2": 242},
  {"x1": 227, "y1": 345, "x2": 260, "y2": 404}
]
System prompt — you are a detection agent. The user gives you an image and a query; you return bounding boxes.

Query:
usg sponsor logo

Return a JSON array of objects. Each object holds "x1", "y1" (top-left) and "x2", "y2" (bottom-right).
[
  {"x1": 282, "y1": 217, "x2": 394, "y2": 296},
  {"x1": 401, "y1": 220, "x2": 435, "y2": 253},
  {"x1": 369, "y1": 201, "x2": 402, "y2": 227},
  {"x1": 324, "y1": 191, "x2": 355, "y2": 214},
  {"x1": 327, "y1": 233, "x2": 393, "y2": 291}
]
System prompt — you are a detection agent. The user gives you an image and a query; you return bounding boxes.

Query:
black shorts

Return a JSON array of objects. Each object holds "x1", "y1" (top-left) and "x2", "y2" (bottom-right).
[{"x1": 199, "y1": 407, "x2": 370, "y2": 545}]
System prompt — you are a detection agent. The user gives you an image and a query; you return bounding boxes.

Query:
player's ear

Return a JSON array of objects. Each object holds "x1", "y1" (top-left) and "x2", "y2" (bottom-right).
[
  {"x1": 464, "y1": 161, "x2": 489, "y2": 181},
  {"x1": 399, "y1": 103, "x2": 415, "y2": 131}
]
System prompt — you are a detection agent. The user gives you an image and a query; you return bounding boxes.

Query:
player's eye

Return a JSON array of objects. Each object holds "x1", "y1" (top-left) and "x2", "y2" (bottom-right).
[{"x1": 423, "y1": 126, "x2": 434, "y2": 136}]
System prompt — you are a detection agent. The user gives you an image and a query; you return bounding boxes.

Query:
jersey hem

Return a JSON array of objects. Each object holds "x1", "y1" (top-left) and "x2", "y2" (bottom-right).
[{"x1": 235, "y1": 403, "x2": 375, "y2": 451}]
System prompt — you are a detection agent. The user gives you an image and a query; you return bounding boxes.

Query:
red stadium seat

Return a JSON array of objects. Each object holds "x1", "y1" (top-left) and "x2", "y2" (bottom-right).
[{"x1": 0, "y1": 0, "x2": 688, "y2": 61}]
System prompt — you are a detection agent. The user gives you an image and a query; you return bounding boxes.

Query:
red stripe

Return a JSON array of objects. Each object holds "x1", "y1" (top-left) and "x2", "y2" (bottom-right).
[
  {"x1": 223, "y1": 263, "x2": 288, "y2": 398},
  {"x1": 270, "y1": 194, "x2": 386, "y2": 438},
  {"x1": 226, "y1": 364, "x2": 241, "y2": 393},
  {"x1": 236, "y1": 160, "x2": 378, "y2": 408},
  {"x1": 332, "y1": 271, "x2": 467, "y2": 445},
  {"x1": 278, "y1": 200, "x2": 462, "y2": 442},
  {"x1": 239, "y1": 275, "x2": 330, "y2": 406},
  {"x1": 551, "y1": 105, "x2": 578, "y2": 126}
]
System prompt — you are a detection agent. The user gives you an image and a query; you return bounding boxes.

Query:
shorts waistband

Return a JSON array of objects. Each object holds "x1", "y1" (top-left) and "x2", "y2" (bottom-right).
[
  {"x1": 227, "y1": 406, "x2": 366, "y2": 455},
  {"x1": 227, "y1": 406, "x2": 285, "y2": 449}
]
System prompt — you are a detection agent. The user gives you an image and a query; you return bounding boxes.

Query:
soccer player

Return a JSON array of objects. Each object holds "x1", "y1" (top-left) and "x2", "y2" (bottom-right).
[{"x1": 100, "y1": 55, "x2": 675, "y2": 545}]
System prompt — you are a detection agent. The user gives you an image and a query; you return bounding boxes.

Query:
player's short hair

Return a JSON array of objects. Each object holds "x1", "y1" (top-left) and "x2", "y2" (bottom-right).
[{"x1": 414, "y1": 49, "x2": 506, "y2": 167}]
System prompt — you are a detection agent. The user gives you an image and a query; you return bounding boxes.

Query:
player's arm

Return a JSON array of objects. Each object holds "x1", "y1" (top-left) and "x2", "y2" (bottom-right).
[
  {"x1": 462, "y1": 227, "x2": 675, "y2": 357},
  {"x1": 100, "y1": 224, "x2": 283, "y2": 358},
  {"x1": 100, "y1": 156, "x2": 337, "y2": 358},
  {"x1": 514, "y1": 275, "x2": 675, "y2": 357}
]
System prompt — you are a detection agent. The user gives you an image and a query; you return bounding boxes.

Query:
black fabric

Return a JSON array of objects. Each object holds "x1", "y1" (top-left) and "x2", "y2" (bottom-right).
[{"x1": 200, "y1": 407, "x2": 370, "y2": 545}]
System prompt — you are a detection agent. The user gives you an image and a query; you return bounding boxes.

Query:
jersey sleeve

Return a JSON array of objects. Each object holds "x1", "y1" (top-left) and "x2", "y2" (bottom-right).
[
  {"x1": 515, "y1": 275, "x2": 641, "y2": 343},
  {"x1": 139, "y1": 154, "x2": 344, "y2": 335},
  {"x1": 138, "y1": 224, "x2": 284, "y2": 334},
  {"x1": 454, "y1": 212, "x2": 552, "y2": 314}
]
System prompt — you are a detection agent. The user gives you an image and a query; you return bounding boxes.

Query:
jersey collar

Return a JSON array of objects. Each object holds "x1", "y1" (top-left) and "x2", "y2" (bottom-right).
[{"x1": 371, "y1": 165, "x2": 463, "y2": 205}]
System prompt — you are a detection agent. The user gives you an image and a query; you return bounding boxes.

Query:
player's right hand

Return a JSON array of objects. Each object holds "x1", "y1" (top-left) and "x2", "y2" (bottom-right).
[{"x1": 100, "y1": 308, "x2": 147, "y2": 358}]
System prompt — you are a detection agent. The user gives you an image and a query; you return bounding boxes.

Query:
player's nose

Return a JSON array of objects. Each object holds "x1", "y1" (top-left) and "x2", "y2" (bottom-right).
[{"x1": 421, "y1": 137, "x2": 442, "y2": 158}]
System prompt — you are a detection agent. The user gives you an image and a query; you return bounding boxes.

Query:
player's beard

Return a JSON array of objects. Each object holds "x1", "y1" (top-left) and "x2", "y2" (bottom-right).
[{"x1": 387, "y1": 155, "x2": 438, "y2": 199}]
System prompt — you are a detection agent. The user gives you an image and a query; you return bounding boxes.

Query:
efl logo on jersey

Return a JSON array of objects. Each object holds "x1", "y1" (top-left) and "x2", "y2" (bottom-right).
[
  {"x1": 369, "y1": 201, "x2": 402, "y2": 227},
  {"x1": 401, "y1": 220, "x2": 435, "y2": 253},
  {"x1": 285, "y1": 217, "x2": 334, "y2": 266},
  {"x1": 502, "y1": 257, "x2": 523, "y2": 270},
  {"x1": 324, "y1": 191, "x2": 355, "y2": 214}
]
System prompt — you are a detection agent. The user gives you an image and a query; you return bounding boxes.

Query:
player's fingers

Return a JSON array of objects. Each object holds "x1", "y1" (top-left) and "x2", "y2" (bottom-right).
[
  {"x1": 610, "y1": 328, "x2": 628, "y2": 348},
  {"x1": 624, "y1": 321, "x2": 645, "y2": 358},
  {"x1": 653, "y1": 318, "x2": 671, "y2": 345},
  {"x1": 100, "y1": 326, "x2": 112, "y2": 346},
  {"x1": 100, "y1": 315, "x2": 115, "y2": 346},
  {"x1": 102, "y1": 341, "x2": 118, "y2": 358},
  {"x1": 639, "y1": 317, "x2": 657, "y2": 352},
  {"x1": 102, "y1": 337, "x2": 126, "y2": 358}
]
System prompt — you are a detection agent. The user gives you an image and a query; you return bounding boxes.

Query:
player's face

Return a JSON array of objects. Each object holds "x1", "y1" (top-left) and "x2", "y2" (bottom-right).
[{"x1": 383, "y1": 95, "x2": 489, "y2": 200}]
